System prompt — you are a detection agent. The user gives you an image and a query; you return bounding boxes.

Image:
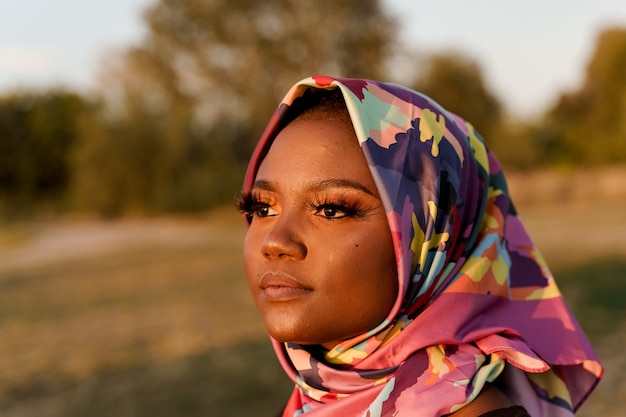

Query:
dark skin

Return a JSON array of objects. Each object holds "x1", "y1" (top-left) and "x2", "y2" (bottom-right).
[
  {"x1": 242, "y1": 113, "x2": 518, "y2": 416},
  {"x1": 242, "y1": 115, "x2": 398, "y2": 350}
]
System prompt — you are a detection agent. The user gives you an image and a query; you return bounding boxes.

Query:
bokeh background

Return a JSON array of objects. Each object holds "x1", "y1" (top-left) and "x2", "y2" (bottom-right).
[{"x1": 1, "y1": 1, "x2": 625, "y2": 416}]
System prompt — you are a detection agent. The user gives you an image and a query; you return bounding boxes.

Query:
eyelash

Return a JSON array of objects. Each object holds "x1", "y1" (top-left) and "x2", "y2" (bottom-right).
[
  {"x1": 235, "y1": 192, "x2": 364, "y2": 221},
  {"x1": 235, "y1": 191, "x2": 273, "y2": 222},
  {"x1": 307, "y1": 195, "x2": 363, "y2": 220}
]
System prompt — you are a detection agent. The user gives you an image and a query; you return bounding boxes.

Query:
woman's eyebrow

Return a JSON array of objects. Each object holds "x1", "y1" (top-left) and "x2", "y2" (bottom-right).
[
  {"x1": 251, "y1": 178, "x2": 378, "y2": 197},
  {"x1": 250, "y1": 179, "x2": 274, "y2": 191},
  {"x1": 306, "y1": 179, "x2": 377, "y2": 197}
]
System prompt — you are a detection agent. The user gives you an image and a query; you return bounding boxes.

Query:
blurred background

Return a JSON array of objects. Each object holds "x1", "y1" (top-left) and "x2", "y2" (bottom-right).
[{"x1": 0, "y1": 0, "x2": 625, "y2": 415}]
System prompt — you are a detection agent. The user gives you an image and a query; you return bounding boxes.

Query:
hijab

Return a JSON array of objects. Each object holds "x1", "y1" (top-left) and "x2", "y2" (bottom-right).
[{"x1": 242, "y1": 76, "x2": 603, "y2": 417}]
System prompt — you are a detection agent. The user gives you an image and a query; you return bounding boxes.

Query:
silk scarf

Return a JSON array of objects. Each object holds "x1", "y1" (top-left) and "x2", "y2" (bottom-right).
[{"x1": 242, "y1": 76, "x2": 603, "y2": 417}]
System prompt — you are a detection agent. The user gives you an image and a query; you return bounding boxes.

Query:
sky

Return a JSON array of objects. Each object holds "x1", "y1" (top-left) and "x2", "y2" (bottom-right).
[{"x1": 1, "y1": 0, "x2": 626, "y2": 118}]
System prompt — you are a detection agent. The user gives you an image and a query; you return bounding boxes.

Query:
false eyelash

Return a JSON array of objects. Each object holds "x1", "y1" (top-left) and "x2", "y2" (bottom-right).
[
  {"x1": 235, "y1": 191, "x2": 274, "y2": 222},
  {"x1": 235, "y1": 191, "x2": 250, "y2": 211},
  {"x1": 306, "y1": 195, "x2": 364, "y2": 218},
  {"x1": 234, "y1": 191, "x2": 255, "y2": 221}
]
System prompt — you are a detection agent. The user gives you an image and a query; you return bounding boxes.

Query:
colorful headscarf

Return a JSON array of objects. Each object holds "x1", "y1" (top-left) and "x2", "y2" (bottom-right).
[{"x1": 242, "y1": 76, "x2": 603, "y2": 417}]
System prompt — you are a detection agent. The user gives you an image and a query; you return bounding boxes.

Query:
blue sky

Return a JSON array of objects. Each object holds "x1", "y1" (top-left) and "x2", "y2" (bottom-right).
[
  {"x1": 0, "y1": 0, "x2": 150, "y2": 91},
  {"x1": 1, "y1": 0, "x2": 625, "y2": 117}
]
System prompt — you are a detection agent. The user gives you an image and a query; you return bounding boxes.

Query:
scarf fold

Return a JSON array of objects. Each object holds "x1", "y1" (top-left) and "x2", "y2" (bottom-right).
[{"x1": 243, "y1": 76, "x2": 602, "y2": 417}]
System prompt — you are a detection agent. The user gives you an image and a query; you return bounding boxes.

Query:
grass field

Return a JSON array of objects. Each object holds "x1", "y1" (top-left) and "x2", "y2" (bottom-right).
[{"x1": 1, "y1": 169, "x2": 625, "y2": 416}]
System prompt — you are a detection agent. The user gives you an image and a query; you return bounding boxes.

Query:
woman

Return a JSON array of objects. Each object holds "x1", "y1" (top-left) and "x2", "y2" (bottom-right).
[{"x1": 237, "y1": 76, "x2": 602, "y2": 416}]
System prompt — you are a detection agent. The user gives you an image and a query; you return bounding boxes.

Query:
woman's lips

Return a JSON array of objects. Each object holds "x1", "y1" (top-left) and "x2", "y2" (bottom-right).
[{"x1": 260, "y1": 272, "x2": 312, "y2": 301}]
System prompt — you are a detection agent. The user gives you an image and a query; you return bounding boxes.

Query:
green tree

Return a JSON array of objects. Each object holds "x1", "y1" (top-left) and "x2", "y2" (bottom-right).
[
  {"x1": 541, "y1": 27, "x2": 626, "y2": 165},
  {"x1": 139, "y1": 0, "x2": 393, "y2": 138},
  {"x1": 76, "y1": 0, "x2": 396, "y2": 214},
  {"x1": 0, "y1": 91, "x2": 87, "y2": 217}
]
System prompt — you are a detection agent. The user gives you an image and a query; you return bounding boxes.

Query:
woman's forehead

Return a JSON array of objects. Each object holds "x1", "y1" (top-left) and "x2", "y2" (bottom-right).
[{"x1": 255, "y1": 117, "x2": 377, "y2": 193}]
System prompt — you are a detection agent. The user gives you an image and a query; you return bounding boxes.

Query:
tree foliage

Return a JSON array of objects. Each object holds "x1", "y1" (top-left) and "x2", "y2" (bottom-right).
[
  {"x1": 0, "y1": 91, "x2": 87, "y2": 216},
  {"x1": 73, "y1": 0, "x2": 396, "y2": 215},
  {"x1": 2, "y1": 4, "x2": 625, "y2": 217},
  {"x1": 540, "y1": 27, "x2": 626, "y2": 165},
  {"x1": 109, "y1": 0, "x2": 395, "y2": 152}
]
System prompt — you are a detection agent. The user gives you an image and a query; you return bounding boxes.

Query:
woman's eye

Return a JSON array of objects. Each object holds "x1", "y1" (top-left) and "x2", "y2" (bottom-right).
[
  {"x1": 253, "y1": 204, "x2": 277, "y2": 218},
  {"x1": 315, "y1": 205, "x2": 352, "y2": 220}
]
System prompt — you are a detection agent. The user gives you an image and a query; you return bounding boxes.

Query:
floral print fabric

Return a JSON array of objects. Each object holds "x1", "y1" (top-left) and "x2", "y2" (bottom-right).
[{"x1": 242, "y1": 76, "x2": 603, "y2": 417}]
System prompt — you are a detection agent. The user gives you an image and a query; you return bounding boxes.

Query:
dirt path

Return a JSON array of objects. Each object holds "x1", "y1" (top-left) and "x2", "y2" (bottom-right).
[{"x1": 0, "y1": 209, "x2": 246, "y2": 274}]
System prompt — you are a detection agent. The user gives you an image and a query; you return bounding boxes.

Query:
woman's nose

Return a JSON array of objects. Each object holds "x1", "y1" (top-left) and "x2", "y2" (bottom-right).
[{"x1": 260, "y1": 215, "x2": 307, "y2": 261}]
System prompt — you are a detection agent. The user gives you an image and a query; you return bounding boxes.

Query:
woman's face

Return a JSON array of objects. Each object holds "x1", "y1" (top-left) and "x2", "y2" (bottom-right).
[{"x1": 242, "y1": 115, "x2": 398, "y2": 349}]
